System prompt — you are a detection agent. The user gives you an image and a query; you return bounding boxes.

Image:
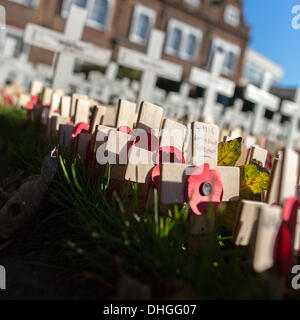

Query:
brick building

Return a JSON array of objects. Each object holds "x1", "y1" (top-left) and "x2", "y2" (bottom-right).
[{"x1": 1, "y1": 0, "x2": 250, "y2": 84}]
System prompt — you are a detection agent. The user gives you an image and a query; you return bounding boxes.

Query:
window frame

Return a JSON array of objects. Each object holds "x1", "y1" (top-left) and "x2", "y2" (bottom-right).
[
  {"x1": 243, "y1": 62, "x2": 263, "y2": 86},
  {"x1": 86, "y1": 0, "x2": 114, "y2": 31},
  {"x1": 208, "y1": 37, "x2": 241, "y2": 76},
  {"x1": 61, "y1": 0, "x2": 114, "y2": 31},
  {"x1": 128, "y1": 4, "x2": 156, "y2": 45},
  {"x1": 4, "y1": 25, "x2": 27, "y2": 58},
  {"x1": 8, "y1": 0, "x2": 39, "y2": 8},
  {"x1": 224, "y1": 4, "x2": 240, "y2": 27},
  {"x1": 165, "y1": 19, "x2": 202, "y2": 62},
  {"x1": 184, "y1": 0, "x2": 201, "y2": 8}
]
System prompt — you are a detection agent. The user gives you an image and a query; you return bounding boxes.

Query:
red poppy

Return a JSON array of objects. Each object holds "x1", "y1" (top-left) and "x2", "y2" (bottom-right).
[
  {"x1": 117, "y1": 126, "x2": 132, "y2": 134},
  {"x1": 3, "y1": 94, "x2": 13, "y2": 106},
  {"x1": 26, "y1": 95, "x2": 39, "y2": 111},
  {"x1": 74, "y1": 122, "x2": 89, "y2": 137},
  {"x1": 273, "y1": 197, "x2": 298, "y2": 277},
  {"x1": 186, "y1": 164, "x2": 223, "y2": 216},
  {"x1": 265, "y1": 152, "x2": 273, "y2": 170}
]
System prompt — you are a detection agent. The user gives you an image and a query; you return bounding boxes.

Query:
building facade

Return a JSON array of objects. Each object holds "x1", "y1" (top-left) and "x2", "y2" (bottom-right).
[
  {"x1": 242, "y1": 48, "x2": 284, "y2": 87},
  {"x1": 1, "y1": 0, "x2": 250, "y2": 83}
]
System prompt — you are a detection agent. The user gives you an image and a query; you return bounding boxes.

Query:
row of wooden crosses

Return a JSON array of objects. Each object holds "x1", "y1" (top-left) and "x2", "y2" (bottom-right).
[{"x1": 16, "y1": 80, "x2": 300, "y2": 279}]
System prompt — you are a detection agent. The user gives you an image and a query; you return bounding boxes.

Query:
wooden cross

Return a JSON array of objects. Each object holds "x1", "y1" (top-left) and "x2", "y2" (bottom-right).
[
  {"x1": 118, "y1": 29, "x2": 183, "y2": 107},
  {"x1": 281, "y1": 88, "x2": 300, "y2": 148},
  {"x1": 24, "y1": 5, "x2": 112, "y2": 91},
  {"x1": 192, "y1": 121, "x2": 219, "y2": 169},
  {"x1": 160, "y1": 122, "x2": 240, "y2": 203},
  {"x1": 244, "y1": 71, "x2": 280, "y2": 135},
  {"x1": 233, "y1": 148, "x2": 300, "y2": 273},
  {"x1": 74, "y1": 99, "x2": 90, "y2": 125},
  {"x1": 189, "y1": 51, "x2": 235, "y2": 120},
  {"x1": 125, "y1": 101, "x2": 164, "y2": 183}
]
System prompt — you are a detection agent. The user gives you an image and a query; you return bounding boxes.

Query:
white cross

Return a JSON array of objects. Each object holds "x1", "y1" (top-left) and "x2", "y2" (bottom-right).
[
  {"x1": 265, "y1": 113, "x2": 282, "y2": 138},
  {"x1": 281, "y1": 88, "x2": 300, "y2": 148},
  {"x1": 117, "y1": 29, "x2": 183, "y2": 107},
  {"x1": 100, "y1": 62, "x2": 119, "y2": 103},
  {"x1": 189, "y1": 51, "x2": 235, "y2": 120},
  {"x1": 0, "y1": 55, "x2": 36, "y2": 88},
  {"x1": 24, "y1": 5, "x2": 112, "y2": 91},
  {"x1": 166, "y1": 82, "x2": 190, "y2": 116},
  {"x1": 186, "y1": 99, "x2": 202, "y2": 121},
  {"x1": 0, "y1": 5, "x2": 6, "y2": 54},
  {"x1": 244, "y1": 71, "x2": 280, "y2": 135},
  {"x1": 222, "y1": 98, "x2": 242, "y2": 127}
]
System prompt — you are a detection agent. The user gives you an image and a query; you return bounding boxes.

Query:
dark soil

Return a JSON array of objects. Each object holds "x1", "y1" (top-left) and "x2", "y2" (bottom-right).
[{"x1": 0, "y1": 139, "x2": 88, "y2": 300}]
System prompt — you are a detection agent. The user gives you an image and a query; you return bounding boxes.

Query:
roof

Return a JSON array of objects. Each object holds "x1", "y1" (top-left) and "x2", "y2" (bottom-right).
[{"x1": 244, "y1": 48, "x2": 284, "y2": 80}]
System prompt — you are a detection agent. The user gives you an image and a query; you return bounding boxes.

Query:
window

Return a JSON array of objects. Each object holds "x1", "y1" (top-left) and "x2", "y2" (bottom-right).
[
  {"x1": 169, "y1": 28, "x2": 182, "y2": 54},
  {"x1": 184, "y1": 0, "x2": 201, "y2": 7},
  {"x1": 185, "y1": 33, "x2": 197, "y2": 57},
  {"x1": 4, "y1": 37, "x2": 18, "y2": 57},
  {"x1": 4, "y1": 26, "x2": 24, "y2": 58},
  {"x1": 243, "y1": 62, "x2": 263, "y2": 86},
  {"x1": 208, "y1": 38, "x2": 240, "y2": 76},
  {"x1": 243, "y1": 62, "x2": 280, "y2": 87},
  {"x1": 88, "y1": 0, "x2": 110, "y2": 29},
  {"x1": 61, "y1": 0, "x2": 87, "y2": 17},
  {"x1": 129, "y1": 5, "x2": 156, "y2": 45},
  {"x1": 165, "y1": 19, "x2": 202, "y2": 61},
  {"x1": 224, "y1": 5, "x2": 240, "y2": 27},
  {"x1": 61, "y1": 0, "x2": 113, "y2": 30},
  {"x1": 9, "y1": 0, "x2": 38, "y2": 7}
]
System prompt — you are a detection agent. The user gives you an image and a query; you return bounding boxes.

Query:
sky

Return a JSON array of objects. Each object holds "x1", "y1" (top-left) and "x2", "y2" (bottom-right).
[{"x1": 242, "y1": 0, "x2": 300, "y2": 88}]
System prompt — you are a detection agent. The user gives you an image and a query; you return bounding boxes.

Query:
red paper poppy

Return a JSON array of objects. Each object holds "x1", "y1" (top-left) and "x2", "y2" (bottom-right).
[
  {"x1": 297, "y1": 186, "x2": 300, "y2": 205},
  {"x1": 117, "y1": 126, "x2": 132, "y2": 134},
  {"x1": 273, "y1": 196, "x2": 298, "y2": 277},
  {"x1": 151, "y1": 146, "x2": 185, "y2": 189},
  {"x1": 26, "y1": 95, "x2": 39, "y2": 111},
  {"x1": 265, "y1": 152, "x2": 273, "y2": 170},
  {"x1": 186, "y1": 164, "x2": 223, "y2": 216},
  {"x1": 74, "y1": 122, "x2": 89, "y2": 137},
  {"x1": 3, "y1": 94, "x2": 13, "y2": 106}
]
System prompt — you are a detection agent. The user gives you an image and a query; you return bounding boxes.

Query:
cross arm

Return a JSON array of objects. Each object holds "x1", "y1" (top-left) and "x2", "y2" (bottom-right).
[
  {"x1": 190, "y1": 67, "x2": 235, "y2": 97},
  {"x1": 281, "y1": 100, "x2": 300, "y2": 117},
  {"x1": 24, "y1": 24, "x2": 64, "y2": 53},
  {"x1": 118, "y1": 47, "x2": 182, "y2": 81},
  {"x1": 245, "y1": 84, "x2": 280, "y2": 112}
]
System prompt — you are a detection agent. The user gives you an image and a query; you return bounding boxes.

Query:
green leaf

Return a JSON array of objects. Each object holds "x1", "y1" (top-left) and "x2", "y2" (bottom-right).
[
  {"x1": 218, "y1": 138, "x2": 242, "y2": 166},
  {"x1": 240, "y1": 164, "x2": 269, "y2": 201}
]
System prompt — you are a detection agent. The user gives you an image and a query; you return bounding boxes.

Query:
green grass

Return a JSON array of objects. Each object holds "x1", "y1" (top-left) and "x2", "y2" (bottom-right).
[{"x1": 0, "y1": 105, "x2": 295, "y2": 299}]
